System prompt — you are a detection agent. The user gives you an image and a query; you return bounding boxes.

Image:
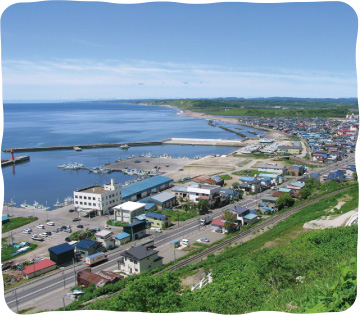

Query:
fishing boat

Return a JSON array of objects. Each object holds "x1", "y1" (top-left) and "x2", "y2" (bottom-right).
[
  {"x1": 64, "y1": 197, "x2": 74, "y2": 206},
  {"x1": 33, "y1": 201, "x2": 50, "y2": 210},
  {"x1": 4, "y1": 198, "x2": 16, "y2": 207},
  {"x1": 20, "y1": 200, "x2": 31, "y2": 208},
  {"x1": 54, "y1": 199, "x2": 65, "y2": 208},
  {"x1": 120, "y1": 144, "x2": 129, "y2": 150}
]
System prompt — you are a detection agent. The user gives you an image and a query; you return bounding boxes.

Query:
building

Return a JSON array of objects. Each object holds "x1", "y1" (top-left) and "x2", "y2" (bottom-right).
[
  {"x1": 48, "y1": 243, "x2": 75, "y2": 265},
  {"x1": 118, "y1": 245, "x2": 163, "y2": 275},
  {"x1": 113, "y1": 201, "x2": 146, "y2": 223},
  {"x1": 22, "y1": 259, "x2": 57, "y2": 279},
  {"x1": 95, "y1": 230, "x2": 115, "y2": 250},
  {"x1": 146, "y1": 212, "x2": 171, "y2": 229},
  {"x1": 210, "y1": 215, "x2": 239, "y2": 233},
  {"x1": 187, "y1": 183, "x2": 222, "y2": 206},
  {"x1": 77, "y1": 268, "x2": 122, "y2": 288},
  {"x1": 260, "y1": 195, "x2": 279, "y2": 207},
  {"x1": 123, "y1": 221, "x2": 147, "y2": 240},
  {"x1": 277, "y1": 145, "x2": 302, "y2": 155},
  {"x1": 121, "y1": 176, "x2": 174, "y2": 202},
  {"x1": 74, "y1": 178, "x2": 122, "y2": 216},
  {"x1": 2, "y1": 216, "x2": 10, "y2": 224},
  {"x1": 228, "y1": 205, "x2": 250, "y2": 226},
  {"x1": 239, "y1": 177, "x2": 261, "y2": 193},
  {"x1": 288, "y1": 165, "x2": 306, "y2": 176},
  {"x1": 115, "y1": 232, "x2": 132, "y2": 246},
  {"x1": 139, "y1": 191, "x2": 176, "y2": 210},
  {"x1": 172, "y1": 186, "x2": 189, "y2": 200},
  {"x1": 75, "y1": 239, "x2": 105, "y2": 257},
  {"x1": 257, "y1": 165, "x2": 287, "y2": 176},
  {"x1": 309, "y1": 173, "x2": 321, "y2": 182}
]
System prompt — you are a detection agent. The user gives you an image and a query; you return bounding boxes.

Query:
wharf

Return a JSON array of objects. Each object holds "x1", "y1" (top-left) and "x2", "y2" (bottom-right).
[
  {"x1": 1, "y1": 156, "x2": 30, "y2": 167},
  {"x1": 3, "y1": 138, "x2": 245, "y2": 153}
]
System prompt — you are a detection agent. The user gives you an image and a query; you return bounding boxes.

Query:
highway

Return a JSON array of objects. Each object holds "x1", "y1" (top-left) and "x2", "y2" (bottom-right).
[{"x1": 3, "y1": 154, "x2": 355, "y2": 312}]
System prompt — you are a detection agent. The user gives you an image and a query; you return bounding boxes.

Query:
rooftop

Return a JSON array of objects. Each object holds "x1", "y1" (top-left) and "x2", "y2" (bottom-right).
[
  {"x1": 113, "y1": 201, "x2": 146, "y2": 211},
  {"x1": 23, "y1": 259, "x2": 56, "y2": 275},
  {"x1": 120, "y1": 245, "x2": 159, "y2": 261}
]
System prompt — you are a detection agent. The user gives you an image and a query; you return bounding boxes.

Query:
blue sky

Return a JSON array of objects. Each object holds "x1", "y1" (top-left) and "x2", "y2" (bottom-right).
[{"x1": 0, "y1": 0, "x2": 358, "y2": 101}]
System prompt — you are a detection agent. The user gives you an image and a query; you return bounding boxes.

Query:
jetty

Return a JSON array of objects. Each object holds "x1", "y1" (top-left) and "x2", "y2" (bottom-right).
[
  {"x1": 3, "y1": 138, "x2": 245, "y2": 153},
  {"x1": 1, "y1": 156, "x2": 30, "y2": 167}
]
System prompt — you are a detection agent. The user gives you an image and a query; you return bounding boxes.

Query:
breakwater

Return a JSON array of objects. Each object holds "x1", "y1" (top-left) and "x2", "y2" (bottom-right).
[{"x1": 3, "y1": 138, "x2": 246, "y2": 153}]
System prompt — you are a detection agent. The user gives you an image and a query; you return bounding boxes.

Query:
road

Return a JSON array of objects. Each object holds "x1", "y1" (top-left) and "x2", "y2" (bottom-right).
[{"x1": 3, "y1": 154, "x2": 355, "y2": 312}]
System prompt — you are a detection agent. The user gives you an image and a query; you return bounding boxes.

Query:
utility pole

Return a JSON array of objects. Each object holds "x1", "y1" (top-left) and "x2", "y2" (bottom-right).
[
  {"x1": 173, "y1": 250, "x2": 177, "y2": 270},
  {"x1": 14, "y1": 289, "x2": 19, "y2": 313},
  {"x1": 62, "y1": 297, "x2": 66, "y2": 311},
  {"x1": 62, "y1": 270, "x2": 66, "y2": 288},
  {"x1": 72, "y1": 259, "x2": 76, "y2": 287}
]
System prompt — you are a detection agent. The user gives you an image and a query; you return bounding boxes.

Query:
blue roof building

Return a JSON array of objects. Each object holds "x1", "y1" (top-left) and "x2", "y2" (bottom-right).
[
  {"x1": 75, "y1": 239, "x2": 104, "y2": 257},
  {"x1": 49, "y1": 243, "x2": 75, "y2": 265},
  {"x1": 2, "y1": 216, "x2": 10, "y2": 224}
]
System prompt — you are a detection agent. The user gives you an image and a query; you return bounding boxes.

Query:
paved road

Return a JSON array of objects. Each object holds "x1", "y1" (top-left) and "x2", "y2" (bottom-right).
[{"x1": 3, "y1": 154, "x2": 355, "y2": 312}]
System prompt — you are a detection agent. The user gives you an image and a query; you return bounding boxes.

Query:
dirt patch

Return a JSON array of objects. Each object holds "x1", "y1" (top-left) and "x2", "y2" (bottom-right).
[
  {"x1": 303, "y1": 209, "x2": 358, "y2": 230},
  {"x1": 262, "y1": 228, "x2": 312, "y2": 249},
  {"x1": 180, "y1": 268, "x2": 206, "y2": 287}
]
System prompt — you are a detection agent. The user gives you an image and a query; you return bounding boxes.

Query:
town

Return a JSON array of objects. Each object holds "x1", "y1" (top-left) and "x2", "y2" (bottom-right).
[{"x1": 2, "y1": 114, "x2": 358, "y2": 313}]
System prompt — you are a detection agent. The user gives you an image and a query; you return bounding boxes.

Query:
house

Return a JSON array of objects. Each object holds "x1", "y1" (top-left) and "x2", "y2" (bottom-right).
[
  {"x1": 77, "y1": 268, "x2": 122, "y2": 288},
  {"x1": 277, "y1": 145, "x2": 302, "y2": 155},
  {"x1": 239, "y1": 177, "x2": 261, "y2": 193},
  {"x1": 172, "y1": 186, "x2": 189, "y2": 200},
  {"x1": 123, "y1": 221, "x2": 147, "y2": 240},
  {"x1": 259, "y1": 177, "x2": 272, "y2": 189},
  {"x1": 139, "y1": 191, "x2": 176, "y2": 210},
  {"x1": 258, "y1": 173, "x2": 282, "y2": 185},
  {"x1": 75, "y1": 239, "x2": 105, "y2": 257},
  {"x1": 48, "y1": 243, "x2": 75, "y2": 265},
  {"x1": 95, "y1": 230, "x2": 115, "y2": 250},
  {"x1": 346, "y1": 166, "x2": 356, "y2": 179},
  {"x1": 114, "y1": 232, "x2": 132, "y2": 246},
  {"x1": 220, "y1": 188, "x2": 239, "y2": 201},
  {"x1": 326, "y1": 171, "x2": 346, "y2": 183},
  {"x1": 146, "y1": 212, "x2": 171, "y2": 229},
  {"x1": 288, "y1": 165, "x2": 306, "y2": 176},
  {"x1": 2, "y1": 216, "x2": 10, "y2": 224},
  {"x1": 22, "y1": 259, "x2": 57, "y2": 279},
  {"x1": 187, "y1": 183, "x2": 222, "y2": 206},
  {"x1": 257, "y1": 165, "x2": 287, "y2": 176},
  {"x1": 260, "y1": 195, "x2": 278, "y2": 207},
  {"x1": 228, "y1": 205, "x2": 250, "y2": 226},
  {"x1": 74, "y1": 178, "x2": 122, "y2": 216},
  {"x1": 210, "y1": 214, "x2": 239, "y2": 233},
  {"x1": 121, "y1": 176, "x2": 174, "y2": 202},
  {"x1": 118, "y1": 245, "x2": 163, "y2": 275},
  {"x1": 113, "y1": 201, "x2": 146, "y2": 223}
]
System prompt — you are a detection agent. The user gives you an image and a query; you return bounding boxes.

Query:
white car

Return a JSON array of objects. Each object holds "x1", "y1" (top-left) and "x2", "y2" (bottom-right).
[
  {"x1": 36, "y1": 225, "x2": 45, "y2": 229},
  {"x1": 39, "y1": 233, "x2": 48, "y2": 238},
  {"x1": 23, "y1": 228, "x2": 32, "y2": 234},
  {"x1": 181, "y1": 239, "x2": 190, "y2": 246},
  {"x1": 46, "y1": 222, "x2": 55, "y2": 226}
]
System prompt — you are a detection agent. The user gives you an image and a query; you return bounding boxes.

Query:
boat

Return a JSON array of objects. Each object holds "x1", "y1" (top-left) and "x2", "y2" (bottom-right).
[
  {"x1": 20, "y1": 200, "x2": 31, "y2": 208},
  {"x1": 57, "y1": 164, "x2": 66, "y2": 168},
  {"x1": 120, "y1": 144, "x2": 129, "y2": 150},
  {"x1": 33, "y1": 201, "x2": 50, "y2": 210},
  {"x1": 54, "y1": 199, "x2": 65, "y2": 208},
  {"x1": 64, "y1": 197, "x2": 74, "y2": 206},
  {"x1": 4, "y1": 198, "x2": 16, "y2": 207}
]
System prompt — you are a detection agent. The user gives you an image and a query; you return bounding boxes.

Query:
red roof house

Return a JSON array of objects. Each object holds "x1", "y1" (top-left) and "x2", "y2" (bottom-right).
[{"x1": 22, "y1": 259, "x2": 57, "y2": 279}]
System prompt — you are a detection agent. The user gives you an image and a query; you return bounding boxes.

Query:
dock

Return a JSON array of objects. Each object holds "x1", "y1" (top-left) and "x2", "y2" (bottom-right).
[
  {"x1": 1, "y1": 156, "x2": 30, "y2": 167},
  {"x1": 2, "y1": 138, "x2": 245, "y2": 153}
]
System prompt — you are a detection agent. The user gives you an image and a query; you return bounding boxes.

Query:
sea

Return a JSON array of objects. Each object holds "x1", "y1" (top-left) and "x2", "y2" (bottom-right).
[{"x1": 1, "y1": 102, "x2": 266, "y2": 210}]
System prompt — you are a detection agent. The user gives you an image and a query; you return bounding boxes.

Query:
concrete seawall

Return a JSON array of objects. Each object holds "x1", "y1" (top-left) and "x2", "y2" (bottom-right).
[{"x1": 2, "y1": 138, "x2": 245, "y2": 153}]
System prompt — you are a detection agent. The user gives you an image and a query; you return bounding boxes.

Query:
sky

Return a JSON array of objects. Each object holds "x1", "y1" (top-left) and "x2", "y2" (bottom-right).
[{"x1": 0, "y1": 0, "x2": 358, "y2": 101}]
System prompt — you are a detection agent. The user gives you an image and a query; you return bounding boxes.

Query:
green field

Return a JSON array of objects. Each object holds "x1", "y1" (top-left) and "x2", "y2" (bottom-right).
[{"x1": 2, "y1": 217, "x2": 38, "y2": 233}]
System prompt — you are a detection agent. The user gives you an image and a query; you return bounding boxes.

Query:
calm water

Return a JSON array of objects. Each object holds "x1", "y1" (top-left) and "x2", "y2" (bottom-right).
[{"x1": 1, "y1": 102, "x2": 266, "y2": 209}]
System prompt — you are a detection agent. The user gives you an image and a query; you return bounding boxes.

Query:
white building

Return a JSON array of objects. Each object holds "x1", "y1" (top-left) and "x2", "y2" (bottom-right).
[
  {"x1": 74, "y1": 178, "x2": 122, "y2": 216},
  {"x1": 187, "y1": 184, "x2": 222, "y2": 206},
  {"x1": 113, "y1": 201, "x2": 146, "y2": 223},
  {"x1": 119, "y1": 245, "x2": 163, "y2": 275}
]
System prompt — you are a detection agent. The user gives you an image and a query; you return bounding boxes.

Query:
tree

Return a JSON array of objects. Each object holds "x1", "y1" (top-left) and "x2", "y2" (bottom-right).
[
  {"x1": 232, "y1": 182, "x2": 244, "y2": 199},
  {"x1": 275, "y1": 193, "x2": 295, "y2": 210},
  {"x1": 222, "y1": 210, "x2": 237, "y2": 232},
  {"x1": 299, "y1": 187, "x2": 312, "y2": 200},
  {"x1": 353, "y1": 172, "x2": 357, "y2": 181},
  {"x1": 197, "y1": 199, "x2": 209, "y2": 215}
]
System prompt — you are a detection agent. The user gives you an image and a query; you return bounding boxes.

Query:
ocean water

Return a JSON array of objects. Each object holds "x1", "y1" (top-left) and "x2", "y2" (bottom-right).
[{"x1": 1, "y1": 102, "x2": 266, "y2": 209}]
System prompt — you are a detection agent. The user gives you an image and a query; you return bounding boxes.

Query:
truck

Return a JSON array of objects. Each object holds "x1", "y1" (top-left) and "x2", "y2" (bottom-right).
[
  {"x1": 85, "y1": 252, "x2": 107, "y2": 266},
  {"x1": 199, "y1": 216, "x2": 212, "y2": 226}
]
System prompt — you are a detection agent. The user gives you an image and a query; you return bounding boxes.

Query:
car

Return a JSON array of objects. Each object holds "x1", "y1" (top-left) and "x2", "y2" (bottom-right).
[
  {"x1": 77, "y1": 224, "x2": 84, "y2": 228},
  {"x1": 165, "y1": 164, "x2": 169, "y2": 167},
  {"x1": 39, "y1": 233, "x2": 48, "y2": 237},
  {"x1": 72, "y1": 218, "x2": 80, "y2": 222},
  {"x1": 60, "y1": 225, "x2": 67, "y2": 230},
  {"x1": 23, "y1": 229, "x2": 31, "y2": 234},
  {"x1": 64, "y1": 228, "x2": 72, "y2": 233},
  {"x1": 36, "y1": 225, "x2": 45, "y2": 229},
  {"x1": 200, "y1": 238, "x2": 210, "y2": 243},
  {"x1": 45, "y1": 231, "x2": 52, "y2": 236},
  {"x1": 69, "y1": 209, "x2": 75, "y2": 212},
  {"x1": 105, "y1": 225, "x2": 111, "y2": 230},
  {"x1": 46, "y1": 222, "x2": 55, "y2": 226},
  {"x1": 181, "y1": 239, "x2": 190, "y2": 246},
  {"x1": 134, "y1": 160, "x2": 141, "y2": 163},
  {"x1": 65, "y1": 237, "x2": 71, "y2": 242},
  {"x1": 150, "y1": 227, "x2": 162, "y2": 233}
]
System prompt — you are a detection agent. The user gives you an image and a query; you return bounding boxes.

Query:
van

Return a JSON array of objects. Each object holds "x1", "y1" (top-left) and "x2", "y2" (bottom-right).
[
  {"x1": 181, "y1": 239, "x2": 190, "y2": 246},
  {"x1": 150, "y1": 227, "x2": 162, "y2": 233}
]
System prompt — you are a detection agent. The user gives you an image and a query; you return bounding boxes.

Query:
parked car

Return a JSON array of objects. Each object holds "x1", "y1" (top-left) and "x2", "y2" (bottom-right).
[
  {"x1": 72, "y1": 218, "x2": 80, "y2": 222},
  {"x1": 39, "y1": 233, "x2": 48, "y2": 238},
  {"x1": 91, "y1": 227, "x2": 100, "y2": 232},
  {"x1": 45, "y1": 231, "x2": 52, "y2": 236},
  {"x1": 64, "y1": 228, "x2": 72, "y2": 233},
  {"x1": 69, "y1": 209, "x2": 75, "y2": 212},
  {"x1": 60, "y1": 225, "x2": 67, "y2": 230},
  {"x1": 181, "y1": 239, "x2": 190, "y2": 246},
  {"x1": 65, "y1": 237, "x2": 71, "y2": 242},
  {"x1": 46, "y1": 222, "x2": 55, "y2": 226},
  {"x1": 134, "y1": 160, "x2": 141, "y2": 163},
  {"x1": 23, "y1": 228, "x2": 32, "y2": 234},
  {"x1": 36, "y1": 225, "x2": 45, "y2": 229},
  {"x1": 150, "y1": 227, "x2": 162, "y2": 233},
  {"x1": 53, "y1": 227, "x2": 62, "y2": 233},
  {"x1": 77, "y1": 225, "x2": 84, "y2": 228},
  {"x1": 200, "y1": 238, "x2": 210, "y2": 243},
  {"x1": 105, "y1": 225, "x2": 111, "y2": 230}
]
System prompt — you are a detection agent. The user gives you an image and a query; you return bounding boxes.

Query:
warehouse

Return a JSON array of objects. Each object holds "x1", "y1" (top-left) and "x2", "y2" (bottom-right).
[
  {"x1": 48, "y1": 243, "x2": 75, "y2": 265},
  {"x1": 22, "y1": 259, "x2": 57, "y2": 279}
]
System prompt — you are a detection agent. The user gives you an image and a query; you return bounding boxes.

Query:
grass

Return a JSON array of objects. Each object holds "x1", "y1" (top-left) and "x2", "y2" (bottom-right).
[
  {"x1": 161, "y1": 209, "x2": 199, "y2": 222},
  {"x1": 219, "y1": 174, "x2": 232, "y2": 180},
  {"x1": 2, "y1": 217, "x2": 38, "y2": 233},
  {"x1": 232, "y1": 170, "x2": 262, "y2": 176},
  {"x1": 1, "y1": 241, "x2": 38, "y2": 262},
  {"x1": 106, "y1": 220, "x2": 127, "y2": 227}
]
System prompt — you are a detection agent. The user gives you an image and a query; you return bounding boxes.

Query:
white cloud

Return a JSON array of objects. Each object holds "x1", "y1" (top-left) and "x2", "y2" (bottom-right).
[{"x1": 1, "y1": 58, "x2": 357, "y2": 100}]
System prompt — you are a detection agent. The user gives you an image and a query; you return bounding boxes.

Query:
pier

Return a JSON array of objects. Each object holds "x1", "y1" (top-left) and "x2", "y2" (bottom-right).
[
  {"x1": 1, "y1": 156, "x2": 30, "y2": 167},
  {"x1": 3, "y1": 138, "x2": 245, "y2": 153}
]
